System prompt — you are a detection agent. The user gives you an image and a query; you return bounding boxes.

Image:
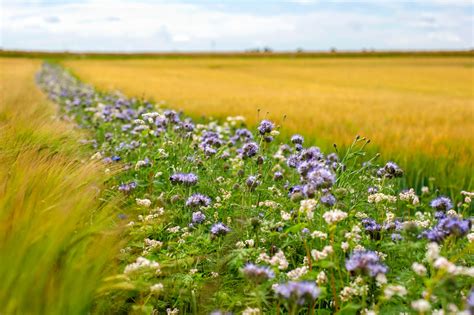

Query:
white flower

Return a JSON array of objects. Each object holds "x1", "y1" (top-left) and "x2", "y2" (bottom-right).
[
  {"x1": 124, "y1": 257, "x2": 160, "y2": 274},
  {"x1": 287, "y1": 266, "x2": 308, "y2": 280},
  {"x1": 323, "y1": 209, "x2": 347, "y2": 225},
  {"x1": 316, "y1": 271, "x2": 327, "y2": 285},
  {"x1": 376, "y1": 273, "x2": 387, "y2": 285},
  {"x1": 421, "y1": 186, "x2": 430, "y2": 195},
  {"x1": 411, "y1": 299, "x2": 431, "y2": 312},
  {"x1": 166, "y1": 308, "x2": 179, "y2": 315},
  {"x1": 311, "y1": 230, "x2": 328, "y2": 239},
  {"x1": 299, "y1": 199, "x2": 317, "y2": 220},
  {"x1": 242, "y1": 307, "x2": 261, "y2": 315},
  {"x1": 281, "y1": 211, "x2": 292, "y2": 221},
  {"x1": 467, "y1": 233, "x2": 474, "y2": 243},
  {"x1": 384, "y1": 285, "x2": 407, "y2": 299},
  {"x1": 150, "y1": 283, "x2": 164, "y2": 293},
  {"x1": 136, "y1": 198, "x2": 151, "y2": 208},
  {"x1": 426, "y1": 242, "x2": 440, "y2": 262},
  {"x1": 341, "y1": 242, "x2": 350, "y2": 252},
  {"x1": 311, "y1": 246, "x2": 333, "y2": 261},
  {"x1": 269, "y1": 250, "x2": 289, "y2": 270},
  {"x1": 433, "y1": 257, "x2": 456, "y2": 274},
  {"x1": 412, "y1": 262, "x2": 427, "y2": 276}
]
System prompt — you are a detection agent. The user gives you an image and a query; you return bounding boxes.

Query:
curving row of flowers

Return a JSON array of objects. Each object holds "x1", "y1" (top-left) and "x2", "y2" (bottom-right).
[{"x1": 37, "y1": 63, "x2": 473, "y2": 315}]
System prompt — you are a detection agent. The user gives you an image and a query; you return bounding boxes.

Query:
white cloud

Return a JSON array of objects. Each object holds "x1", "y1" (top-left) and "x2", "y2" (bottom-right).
[{"x1": 1, "y1": 0, "x2": 472, "y2": 51}]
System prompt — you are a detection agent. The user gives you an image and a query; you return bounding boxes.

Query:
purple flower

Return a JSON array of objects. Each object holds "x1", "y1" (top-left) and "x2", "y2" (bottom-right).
[
  {"x1": 368, "y1": 186, "x2": 378, "y2": 194},
  {"x1": 257, "y1": 119, "x2": 274, "y2": 135},
  {"x1": 210, "y1": 222, "x2": 231, "y2": 236},
  {"x1": 118, "y1": 181, "x2": 137, "y2": 193},
  {"x1": 377, "y1": 161, "x2": 403, "y2": 179},
  {"x1": 246, "y1": 175, "x2": 260, "y2": 190},
  {"x1": 430, "y1": 196, "x2": 453, "y2": 212},
  {"x1": 186, "y1": 193, "x2": 211, "y2": 208},
  {"x1": 346, "y1": 250, "x2": 388, "y2": 277},
  {"x1": 320, "y1": 193, "x2": 336, "y2": 207},
  {"x1": 242, "y1": 263, "x2": 275, "y2": 283},
  {"x1": 274, "y1": 281, "x2": 320, "y2": 305},
  {"x1": 421, "y1": 216, "x2": 471, "y2": 242},
  {"x1": 307, "y1": 168, "x2": 336, "y2": 189},
  {"x1": 170, "y1": 172, "x2": 198, "y2": 186},
  {"x1": 273, "y1": 171, "x2": 284, "y2": 181},
  {"x1": 241, "y1": 142, "x2": 259, "y2": 158},
  {"x1": 192, "y1": 211, "x2": 206, "y2": 224},
  {"x1": 291, "y1": 134, "x2": 304, "y2": 145}
]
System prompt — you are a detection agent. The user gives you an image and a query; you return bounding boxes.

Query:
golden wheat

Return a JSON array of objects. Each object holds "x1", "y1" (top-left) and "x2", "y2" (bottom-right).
[{"x1": 63, "y1": 57, "x2": 474, "y2": 164}]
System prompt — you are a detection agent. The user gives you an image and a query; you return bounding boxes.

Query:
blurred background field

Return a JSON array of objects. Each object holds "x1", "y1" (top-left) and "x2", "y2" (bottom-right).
[{"x1": 62, "y1": 55, "x2": 474, "y2": 192}]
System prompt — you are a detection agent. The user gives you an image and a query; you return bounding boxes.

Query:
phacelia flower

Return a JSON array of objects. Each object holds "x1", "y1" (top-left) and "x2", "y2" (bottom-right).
[
  {"x1": 274, "y1": 281, "x2": 320, "y2": 305},
  {"x1": 257, "y1": 119, "x2": 274, "y2": 135},
  {"x1": 345, "y1": 250, "x2": 388, "y2": 277},
  {"x1": 170, "y1": 172, "x2": 198, "y2": 186},
  {"x1": 430, "y1": 196, "x2": 453, "y2": 212},
  {"x1": 242, "y1": 263, "x2": 275, "y2": 283},
  {"x1": 377, "y1": 161, "x2": 403, "y2": 179},
  {"x1": 210, "y1": 222, "x2": 231, "y2": 236},
  {"x1": 192, "y1": 211, "x2": 206, "y2": 224},
  {"x1": 291, "y1": 134, "x2": 304, "y2": 145},
  {"x1": 186, "y1": 193, "x2": 211, "y2": 208},
  {"x1": 241, "y1": 142, "x2": 259, "y2": 158}
]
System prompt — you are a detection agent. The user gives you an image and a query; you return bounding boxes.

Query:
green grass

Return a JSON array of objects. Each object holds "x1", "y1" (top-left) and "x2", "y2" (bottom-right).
[{"x1": 0, "y1": 58, "x2": 124, "y2": 314}]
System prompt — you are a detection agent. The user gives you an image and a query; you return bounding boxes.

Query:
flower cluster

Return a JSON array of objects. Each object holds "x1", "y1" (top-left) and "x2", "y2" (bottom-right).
[{"x1": 36, "y1": 63, "x2": 473, "y2": 315}]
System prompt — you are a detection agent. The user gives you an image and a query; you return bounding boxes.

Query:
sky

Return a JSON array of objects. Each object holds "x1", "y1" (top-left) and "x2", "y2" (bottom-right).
[{"x1": 1, "y1": 0, "x2": 473, "y2": 52}]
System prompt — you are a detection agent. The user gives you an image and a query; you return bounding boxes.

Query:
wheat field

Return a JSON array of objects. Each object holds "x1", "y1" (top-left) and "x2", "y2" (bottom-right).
[
  {"x1": 0, "y1": 58, "x2": 121, "y2": 314},
  {"x1": 63, "y1": 56, "x2": 474, "y2": 189}
]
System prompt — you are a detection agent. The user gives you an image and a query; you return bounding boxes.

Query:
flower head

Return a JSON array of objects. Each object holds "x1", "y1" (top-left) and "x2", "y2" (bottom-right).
[
  {"x1": 274, "y1": 281, "x2": 320, "y2": 305},
  {"x1": 242, "y1": 263, "x2": 275, "y2": 283},
  {"x1": 346, "y1": 250, "x2": 388, "y2": 277},
  {"x1": 186, "y1": 193, "x2": 211, "y2": 208}
]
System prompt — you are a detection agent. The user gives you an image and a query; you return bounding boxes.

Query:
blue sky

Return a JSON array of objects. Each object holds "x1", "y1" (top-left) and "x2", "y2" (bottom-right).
[{"x1": 1, "y1": 0, "x2": 473, "y2": 52}]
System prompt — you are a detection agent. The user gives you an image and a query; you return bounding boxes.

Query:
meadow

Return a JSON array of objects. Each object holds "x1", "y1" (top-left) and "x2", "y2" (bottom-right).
[
  {"x1": 1, "y1": 56, "x2": 473, "y2": 314},
  {"x1": 62, "y1": 55, "x2": 474, "y2": 192}
]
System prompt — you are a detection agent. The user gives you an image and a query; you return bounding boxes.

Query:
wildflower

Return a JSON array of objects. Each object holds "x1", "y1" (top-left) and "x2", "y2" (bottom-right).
[
  {"x1": 150, "y1": 283, "x2": 164, "y2": 293},
  {"x1": 287, "y1": 266, "x2": 309, "y2": 280},
  {"x1": 241, "y1": 142, "x2": 259, "y2": 158},
  {"x1": 242, "y1": 263, "x2": 275, "y2": 283},
  {"x1": 323, "y1": 209, "x2": 348, "y2": 225},
  {"x1": 186, "y1": 193, "x2": 211, "y2": 208},
  {"x1": 346, "y1": 250, "x2": 388, "y2": 277},
  {"x1": 124, "y1": 257, "x2": 160, "y2": 274},
  {"x1": 257, "y1": 119, "x2": 274, "y2": 135},
  {"x1": 291, "y1": 134, "x2": 304, "y2": 145},
  {"x1": 210, "y1": 222, "x2": 231, "y2": 236},
  {"x1": 192, "y1": 211, "x2": 206, "y2": 224},
  {"x1": 136, "y1": 198, "x2": 151, "y2": 208},
  {"x1": 320, "y1": 193, "x2": 336, "y2": 207},
  {"x1": 377, "y1": 161, "x2": 403, "y2": 179},
  {"x1": 430, "y1": 196, "x2": 453, "y2": 212},
  {"x1": 384, "y1": 285, "x2": 407, "y2": 299},
  {"x1": 311, "y1": 246, "x2": 333, "y2": 261},
  {"x1": 411, "y1": 299, "x2": 431, "y2": 312},
  {"x1": 316, "y1": 271, "x2": 327, "y2": 285},
  {"x1": 242, "y1": 307, "x2": 261, "y2": 315},
  {"x1": 268, "y1": 250, "x2": 289, "y2": 270},
  {"x1": 274, "y1": 281, "x2": 320, "y2": 305},
  {"x1": 299, "y1": 199, "x2": 317, "y2": 220},
  {"x1": 426, "y1": 242, "x2": 440, "y2": 262},
  {"x1": 246, "y1": 175, "x2": 260, "y2": 190},
  {"x1": 170, "y1": 172, "x2": 198, "y2": 186}
]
